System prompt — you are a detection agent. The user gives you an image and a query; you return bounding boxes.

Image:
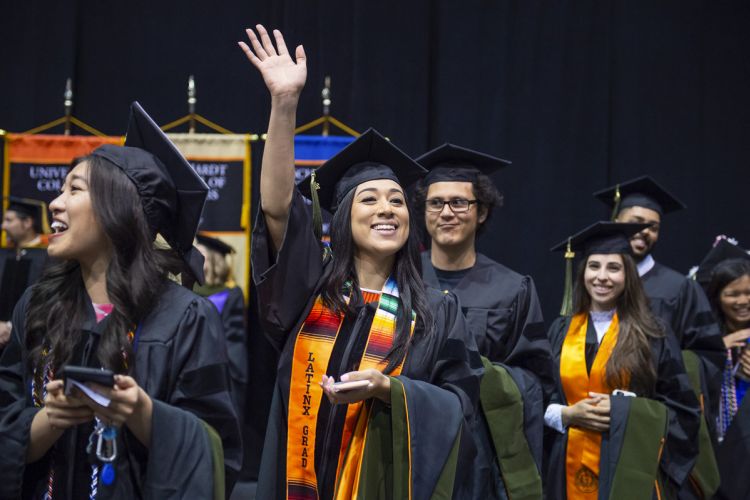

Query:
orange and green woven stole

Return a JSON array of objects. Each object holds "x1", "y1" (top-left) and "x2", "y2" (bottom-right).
[{"x1": 286, "y1": 277, "x2": 415, "y2": 500}]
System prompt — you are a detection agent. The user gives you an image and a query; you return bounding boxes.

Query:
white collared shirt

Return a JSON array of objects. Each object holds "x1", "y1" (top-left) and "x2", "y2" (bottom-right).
[{"x1": 637, "y1": 253, "x2": 655, "y2": 277}]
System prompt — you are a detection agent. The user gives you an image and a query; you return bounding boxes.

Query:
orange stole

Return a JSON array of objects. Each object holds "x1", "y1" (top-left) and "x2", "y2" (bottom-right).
[
  {"x1": 286, "y1": 288, "x2": 411, "y2": 500},
  {"x1": 287, "y1": 295, "x2": 345, "y2": 499},
  {"x1": 560, "y1": 312, "x2": 621, "y2": 500}
]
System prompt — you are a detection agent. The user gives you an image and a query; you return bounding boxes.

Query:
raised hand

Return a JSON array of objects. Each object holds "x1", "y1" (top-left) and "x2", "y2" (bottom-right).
[{"x1": 239, "y1": 25, "x2": 307, "y2": 99}]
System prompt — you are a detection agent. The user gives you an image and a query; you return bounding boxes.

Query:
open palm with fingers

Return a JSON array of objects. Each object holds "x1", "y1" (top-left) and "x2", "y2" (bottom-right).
[{"x1": 238, "y1": 24, "x2": 307, "y2": 98}]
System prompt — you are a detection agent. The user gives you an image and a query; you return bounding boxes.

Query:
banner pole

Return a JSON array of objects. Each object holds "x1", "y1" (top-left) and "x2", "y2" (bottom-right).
[{"x1": 63, "y1": 78, "x2": 73, "y2": 136}]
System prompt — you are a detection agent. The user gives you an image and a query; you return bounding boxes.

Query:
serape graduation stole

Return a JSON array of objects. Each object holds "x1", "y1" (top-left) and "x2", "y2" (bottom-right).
[
  {"x1": 286, "y1": 276, "x2": 415, "y2": 500},
  {"x1": 560, "y1": 312, "x2": 624, "y2": 500}
]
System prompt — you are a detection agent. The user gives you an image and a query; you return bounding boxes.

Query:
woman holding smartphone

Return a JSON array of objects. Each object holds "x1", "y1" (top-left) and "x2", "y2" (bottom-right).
[
  {"x1": 0, "y1": 103, "x2": 240, "y2": 499},
  {"x1": 240, "y1": 26, "x2": 481, "y2": 499},
  {"x1": 544, "y1": 222, "x2": 700, "y2": 499}
]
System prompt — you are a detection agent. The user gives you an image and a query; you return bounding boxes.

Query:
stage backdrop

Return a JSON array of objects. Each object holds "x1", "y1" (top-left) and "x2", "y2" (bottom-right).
[
  {"x1": 167, "y1": 133, "x2": 252, "y2": 298},
  {"x1": 1, "y1": 133, "x2": 252, "y2": 297}
]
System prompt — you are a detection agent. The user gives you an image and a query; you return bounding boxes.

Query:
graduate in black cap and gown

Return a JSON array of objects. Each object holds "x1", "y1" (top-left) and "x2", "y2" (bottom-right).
[
  {"x1": 594, "y1": 179, "x2": 724, "y2": 409},
  {"x1": 544, "y1": 222, "x2": 700, "y2": 500},
  {"x1": 413, "y1": 143, "x2": 554, "y2": 499},
  {"x1": 240, "y1": 25, "x2": 482, "y2": 499},
  {"x1": 194, "y1": 233, "x2": 249, "y2": 457},
  {"x1": 0, "y1": 102, "x2": 241, "y2": 499},
  {"x1": 694, "y1": 239, "x2": 750, "y2": 499},
  {"x1": 0, "y1": 197, "x2": 51, "y2": 349}
]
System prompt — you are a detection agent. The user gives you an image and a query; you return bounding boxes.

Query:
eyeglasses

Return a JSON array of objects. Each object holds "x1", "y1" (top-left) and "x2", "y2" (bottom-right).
[{"x1": 425, "y1": 198, "x2": 479, "y2": 213}]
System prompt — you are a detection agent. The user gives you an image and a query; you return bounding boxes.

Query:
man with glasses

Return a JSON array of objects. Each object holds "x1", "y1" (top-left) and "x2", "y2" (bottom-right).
[{"x1": 414, "y1": 143, "x2": 553, "y2": 500}]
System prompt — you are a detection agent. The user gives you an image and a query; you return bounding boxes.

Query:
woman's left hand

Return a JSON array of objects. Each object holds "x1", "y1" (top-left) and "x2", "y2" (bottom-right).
[
  {"x1": 81, "y1": 375, "x2": 153, "y2": 447},
  {"x1": 82, "y1": 375, "x2": 146, "y2": 427},
  {"x1": 739, "y1": 347, "x2": 750, "y2": 378},
  {"x1": 321, "y1": 369, "x2": 391, "y2": 405}
]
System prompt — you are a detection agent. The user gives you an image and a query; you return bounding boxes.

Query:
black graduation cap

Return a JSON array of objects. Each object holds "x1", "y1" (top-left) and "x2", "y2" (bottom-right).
[
  {"x1": 4, "y1": 196, "x2": 50, "y2": 234},
  {"x1": 299, "y1": 128, "x2": 427, "y2": 239},
  {"x1": 694, "y1": 239, "x2": 750, "y2": 286},
  {"x1": 196, "y1": 233, "x2": 235, "y2": 256},
  {"x1": 416, "y1": 143, "x2": 511, "y2": 185},
  {"x1": 593, "y1": 175, "x2": 686, "y2": 219},
  {"x1": 550, "y1": 221, "x2": 652, "y2": 257},
  {"x1": 89, "y1": 101, "x2": 209, "y2": 284},
  {"x1": 551, "y1": 221, "x2": 651, "y2": 316},
  {"x1": 299, "y1": 128, "x2": 426, "y2": 212}
]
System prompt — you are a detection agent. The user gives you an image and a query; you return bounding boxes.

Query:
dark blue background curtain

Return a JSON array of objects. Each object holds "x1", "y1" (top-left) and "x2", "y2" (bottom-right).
[{"x1": 2, "y1": 0, "x2": 748, "y2": 478}]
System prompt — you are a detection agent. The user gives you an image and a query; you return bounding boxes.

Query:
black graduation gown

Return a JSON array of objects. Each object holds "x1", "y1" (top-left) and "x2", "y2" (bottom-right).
[
  {"x1": 252, "y1": 191, "x2": 483, "y2": 499},
  {"x1": 421, "y1": 252, "x2": 555, "y2": 401},
  {"x1": 203, "y1": 285, "x2": 251, "y2": 479},
  {"x1": 641, "y1": 261, "x2": 725, "y2": 426},
  {"x1": 0, "y1": 281, "x2": 242, "y2": 499},
  {"x1": 0, "y1": 247, "x2": 48, "y2": 321},
  {"x1": 544, "y1": 315, "x2": 700, "y2": 499},
  {"x1": 203, "y1": 286, "x2": 248, "y2": 396},
  {"x1": 422, "y1": 252, "x2": 554, "y2": 498},
  {"x1": 715, "y1": 389, "x2": 750, "y2": 500}
]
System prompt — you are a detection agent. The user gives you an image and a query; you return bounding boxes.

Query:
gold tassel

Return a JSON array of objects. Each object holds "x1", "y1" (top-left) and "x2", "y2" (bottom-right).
[
  {"x1": 310, "y1": 171, "x2": 323, "y2": 242},
  {"x1": 39, "y1": 200, "x2": 51, "y2": 235},
  {"x1": 610, "y1": 184, "x2": 621, "y2": 221},
  {"x1": 559, "y1": 238, "x2": 575, "y2": 316}
]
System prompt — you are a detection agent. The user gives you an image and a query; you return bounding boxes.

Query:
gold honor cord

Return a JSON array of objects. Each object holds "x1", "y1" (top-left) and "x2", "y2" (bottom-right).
[
  {"x1": 610, "y1": 184, "x2": 621, "y2": 221},
  {"x1": 559, "y1": 238, "x2": 575, "y2": 317}
]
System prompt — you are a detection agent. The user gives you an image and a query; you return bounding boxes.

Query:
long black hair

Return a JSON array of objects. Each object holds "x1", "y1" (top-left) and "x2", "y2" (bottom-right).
[
  {"x1": 26, "y1": 154, "x2": 184, "y2": 375},
  {"x1": 572, "y1": 253, "x2": 664, "y2": 396},
  {"x1": 706, "y1": 258, "x2": 750, "y2": 329},
  {"x1": 320, "y1": 188, "x2": 433, "y2": 373}
]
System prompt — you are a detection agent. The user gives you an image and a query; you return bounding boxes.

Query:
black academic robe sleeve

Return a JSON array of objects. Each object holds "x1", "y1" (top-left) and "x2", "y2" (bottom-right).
[
  {"x1": 221, "y1": 287, "x2": 248, "y2": 385},
  {"x1": 499, "y1": 276, "x2": 556, "y2": 406},
  {"x1": 251, "y1": 190, "x2": 325, "y2": 350},
  {"x1": 399, "y1": 289, "x2": 483, "y2": 498},
  {"x1": 418, "y1": 289, "x2": 482, "y2": 420},
  {"x1": 676, "y1": 279, "x2": 725, "y2": 428},
  {"x1": 0, "y1": 296, "x2": 40, "y2": 499},
  {"x1": 651, "y1": 328, "x2": 701, "y2": 488},
  {"x1": 133, "y1": 288, "x2": 242, "y2": 496}
]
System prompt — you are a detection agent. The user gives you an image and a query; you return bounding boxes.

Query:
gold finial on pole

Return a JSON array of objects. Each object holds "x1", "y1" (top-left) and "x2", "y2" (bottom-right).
[
  {"x1": 188, "y1": 75, "x2": 197, "y2": 134},
  {"x1": 321, "y1": 76, "x2": 331, "y2": 137},
  {"x1": 63, "y1": 78, "x2": 73, "y2": 136}
]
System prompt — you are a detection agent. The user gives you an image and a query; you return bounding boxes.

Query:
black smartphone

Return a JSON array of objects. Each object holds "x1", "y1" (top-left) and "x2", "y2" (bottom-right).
[{"x1": 60, "y1": 366, "x2": 115, "y2": 387}]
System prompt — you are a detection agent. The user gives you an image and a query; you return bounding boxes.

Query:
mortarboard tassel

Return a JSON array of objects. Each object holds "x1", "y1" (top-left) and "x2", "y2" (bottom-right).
[
  {"x1": 40, "y1": 201, "x2": 51, "y2": 235},
  {"x1": 609, "y1": 184, "x2": 621, "y2": 221},
  {"x1": 559, "y1": 238, "x2": 575, "y2": 316},
  {"x1": 310, "y1": 171, "x2": 324, "y2": 242}
]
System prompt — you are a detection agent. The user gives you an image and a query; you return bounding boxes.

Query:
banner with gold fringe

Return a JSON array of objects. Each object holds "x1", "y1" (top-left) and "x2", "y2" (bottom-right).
[
  {"x1": 167, "y1": 133, "x2": 252, "y2": 298},
  {"x1": 1, "y1": 133, "x2": 123, "y2": 246}
]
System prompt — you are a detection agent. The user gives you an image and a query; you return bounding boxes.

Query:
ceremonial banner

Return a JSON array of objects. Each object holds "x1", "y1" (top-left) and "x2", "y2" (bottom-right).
[
  {"x1": 294, "y1": 135, "x2": 356, "y2": 241},
  {"x1": 1, "y1": 133, "x2": 122, "y2": 246},
  {"x1": 1, "y1": 132, "x2": 252, "y2": 298},
  {"x1": 168, "y1": 133, "x2": 252, "y2": 298}
]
